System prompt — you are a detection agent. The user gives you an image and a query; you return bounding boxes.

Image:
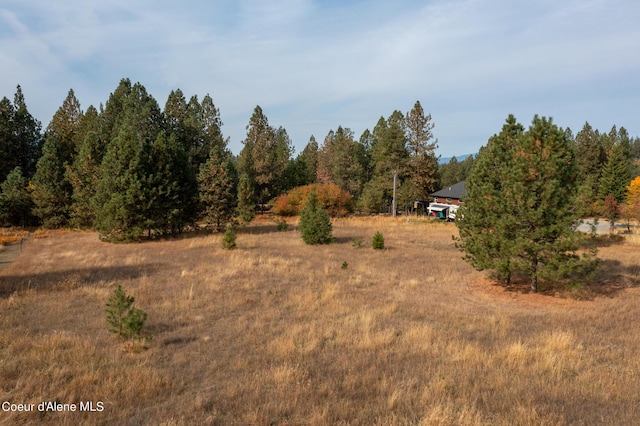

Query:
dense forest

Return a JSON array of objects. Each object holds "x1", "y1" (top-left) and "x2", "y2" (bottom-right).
[{"x1": 0, "y1": 79, "x2": 639, "y2": 241}]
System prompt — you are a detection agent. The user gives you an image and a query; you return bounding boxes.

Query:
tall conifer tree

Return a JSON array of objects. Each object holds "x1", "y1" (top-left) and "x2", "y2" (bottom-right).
[
  {"x1": 457, "y1": 115, "x2": 598, "y2": 293},
  {"x1": 198, "y1": 147, "x2": 236, "y2": 231},
  {"x1": 406, "y1": 101, "x2": 439, "y2": 200}
]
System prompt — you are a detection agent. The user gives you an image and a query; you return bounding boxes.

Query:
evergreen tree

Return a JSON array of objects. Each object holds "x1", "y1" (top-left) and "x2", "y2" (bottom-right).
[
  {"x1": 0, "y1": 86, "x2": 42, "y2": 181},
  {"x1": 142, "y1": 132, "x2": 198, "y2": 236},
  {"x1": 438, "y1": 156, "x2": 460, "y2": 189},
  {"x1": 299, "y1": 190, "x2": 333, "y2": 244},
  {"x1": 0, "y1": 167, "x2": 36, "y2": 226},
  {"x1": 299, "y1": 136, "x2": 319, "y2": 185},
  {"x1": 238, "y1": 106, "x2": 291, "y2": 205},
  {"x1": 457, "y1": 115, "x2": 597, "y2": 293},
  {"x1": 271, "y1": 126, "x2": 294, "y2": 194},
  {"x1": 93, "y1": 80, "x2": 171, "y2": 240},
  {"x1": 94, "y1": 125, "x2": 147, "y2": 241},
  {"x1": 599, "y1": 141, "x2": 631, "y2": 204},
  {"x1": 31, "y1": 89, "x2": 83, "y2": 228},
  {"x1": 574, "y1": 122, "x2": 604, "y2": 196},
  {"x1": 198, "y1": 147, "x2": 236, "y2": 232},
  {"x1": 438, "y1": 155, "x2": 476, "y2": 189},
  {"x1": 358, "y1": 129, "x2": 374, "y2": 184},
  {"x1": 66, "y1": 107, "x2": 103, "y2": 228},
  {"x1": 405, "y1": 101, "x2": 439, "y2": 200},
  {"x1": 361, "y1": 112, "x2": 410, "y2": 212},
  {"x1": 236, "y1": 173, "x2": 255, "y2": 223},
  {"x1": 164, "y1": 91, "x2": 225, "y2": 172},
  {"x1": 31, "y1": 136, "x2": 72, "y2": 227},
  {"x1": 317, "y1": 126, "x2": 366, "y2": 198},
  {"x1": 98, "y1": 78, "x2": 134, "y2": 143}
]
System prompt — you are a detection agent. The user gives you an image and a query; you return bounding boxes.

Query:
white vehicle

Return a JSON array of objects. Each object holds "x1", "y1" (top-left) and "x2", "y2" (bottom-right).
[{"x1": 427, "y1": 202, "x2": 459, "y2": 221}]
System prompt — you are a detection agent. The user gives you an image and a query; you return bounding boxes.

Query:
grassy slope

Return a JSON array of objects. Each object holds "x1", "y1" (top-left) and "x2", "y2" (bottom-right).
[{"x1": 1, "y1": 218, "x2": 639, "y2": 425}]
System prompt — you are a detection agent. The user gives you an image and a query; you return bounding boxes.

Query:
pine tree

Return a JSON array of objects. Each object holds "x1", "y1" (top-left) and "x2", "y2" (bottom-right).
[
  {"x1": 0, "y1": 87, "x2": 42, "y2": 182},
  {"x1": 0, "y1": 167, "x2": 36, "y2": 226},
  {"x1": 599, "y1": 141, "x2": 631, "y2": 203},
  {"x1": 94, "y1": 125, "x2": 147, "y2": 241},
  {"x1": 31, "y1": 137, "x2": 72, "y2": 228},
  {"x1": 236, "y1": 173, "x2": 255, "y2": 223},
  {"x1": 406, "y1": 101, "x2": 439, "y2": 200},
  {"x1": 66, "y1": 106, "x2": 103, "y2": 228},
  {"x1": 317, "y1": 126, "x2": 366, "y2": 198},
  {"x1": 238, "y1": 106, "x2": 291, "y2": 206},
  {"x1": 164, "y1": 91, "x2": 225, "y2": 173},
  {"x1": 198, "y1": 147, "x2": 236, "y2": 232},
  {"x1": 31, "y1": 89, "x2": 83, "y2": 228},
  {"x1": 299, "y1": 136, "x2": 319, "y2": 184},
  {"x1": 141, "y1": 132, "x2": 198, "y2": 236},
  {"x1": 93, "y1": 80, "x2": 169, "y2": 241},
  {"x1": 457, "y1": 115, "x2": 598, "y2": 293},
  {"x1": 221, "y1": 224, "x2": 237, "y2": 250},
  {"x1": 299, "y1": 190, "x2": 333, "y2": 244},
  {"x1": 361, "y1": 112, "x2": 410, "y2": 213}
]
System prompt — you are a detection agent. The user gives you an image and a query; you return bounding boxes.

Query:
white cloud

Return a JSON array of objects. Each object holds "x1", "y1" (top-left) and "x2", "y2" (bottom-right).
[{"x1": 0, "y1": 0, "x2": 639, "y2": 156}]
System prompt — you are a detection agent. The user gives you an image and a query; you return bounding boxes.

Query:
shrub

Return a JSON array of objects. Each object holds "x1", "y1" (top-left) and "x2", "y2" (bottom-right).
[
  {"x1": 276, "y1": 220, "x2": 289, "y2": 232},
  {"x1": 271, "y1": 183, "x2": 353, "y2": 217},
  {"x1": 299, "y1": 191, "x2": 333, "y2": 244},
  {"x1": 106, "y1": 285, "x2": 148, "y2": 342},
  {"x1": 372, "y1": 232, "x2": 385, "y2": 250},
  {"x1": 352, "y1": 237, "x2": 364, "y2": 248},
  {"x1": 222, "y1": 225, "x2": 237, "y2": 250}
]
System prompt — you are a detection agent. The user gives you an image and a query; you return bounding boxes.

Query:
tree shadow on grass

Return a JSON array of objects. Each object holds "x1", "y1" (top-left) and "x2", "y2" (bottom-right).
[
  {"x1": 487, "y1": 259, "x2": 640, "y2": 300},
  {"x1": 584, "y1": 259, "x2": 640, "y2": 297},
  {"x1": 579, "y1": 233, "x2": 626, "y2": 249},
  {"x1": 0, "y1": 263, "x2": 164, "y2": 298},
  {"x1": 236, "y1": 223, "x2": 297, "y2": 235}
]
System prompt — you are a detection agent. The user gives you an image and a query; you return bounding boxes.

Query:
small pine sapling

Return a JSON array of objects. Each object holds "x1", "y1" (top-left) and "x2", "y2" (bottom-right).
[
  {"x1": 106, "y1": 285, "x2": 148, "y2": 343},
  {"x1": 372, "y1": 231, "x2": 385, "y2": 250},
  {"x1": 222, "y1": 224, "x2": 237, "y2": 249},
  {"x1": 352, "y1": 237, "x2": 364, "y2": 248}
]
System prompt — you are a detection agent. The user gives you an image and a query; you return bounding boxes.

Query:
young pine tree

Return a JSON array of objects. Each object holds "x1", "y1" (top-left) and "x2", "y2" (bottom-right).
[
  {"x1": 106, "y1": 285, "x2": 147, "y2": 342},
  {"x1": 299, "y1": 190, "x2": 333, "y2": 244}
]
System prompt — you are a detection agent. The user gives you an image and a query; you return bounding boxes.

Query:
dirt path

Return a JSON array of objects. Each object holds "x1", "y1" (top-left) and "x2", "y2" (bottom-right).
[{"x1": 0, "y1": 242, "x2": 23, "y2": 272}]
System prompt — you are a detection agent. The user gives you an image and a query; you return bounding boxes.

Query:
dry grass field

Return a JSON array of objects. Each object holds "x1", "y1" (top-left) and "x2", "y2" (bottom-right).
[{"x1": 1, "y1": 217, "x2": 639, "y2": 425}]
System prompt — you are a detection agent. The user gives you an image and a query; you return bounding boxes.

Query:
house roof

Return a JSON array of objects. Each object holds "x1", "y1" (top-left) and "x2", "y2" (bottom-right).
[{"x1": 430, "y1": 181, "x2": 466, "y2": 199}]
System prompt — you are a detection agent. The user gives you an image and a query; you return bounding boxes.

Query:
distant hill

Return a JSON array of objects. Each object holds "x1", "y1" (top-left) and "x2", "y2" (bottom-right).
[{"x1": 438, "y1": 153, "x2": 476, "y2": 165}]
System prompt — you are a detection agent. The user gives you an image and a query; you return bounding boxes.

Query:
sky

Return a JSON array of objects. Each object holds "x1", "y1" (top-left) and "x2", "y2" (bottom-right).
[{"x1": 1, "y1": 0, "x2": 639, "y2": 158}]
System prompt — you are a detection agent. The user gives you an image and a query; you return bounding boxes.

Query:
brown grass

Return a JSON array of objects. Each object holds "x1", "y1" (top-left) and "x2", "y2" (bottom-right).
[{"x1": 1, "y1": 218, "x2": 640, "y2": 425}]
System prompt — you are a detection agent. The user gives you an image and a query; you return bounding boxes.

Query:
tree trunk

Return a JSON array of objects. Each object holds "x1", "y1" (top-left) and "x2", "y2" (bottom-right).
[{"x1": 530, "y1": 258, "x2": 538, "y2": 293}]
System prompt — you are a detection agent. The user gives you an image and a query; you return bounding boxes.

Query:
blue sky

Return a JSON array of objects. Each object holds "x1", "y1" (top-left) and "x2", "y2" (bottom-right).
[{"x1": 1, "y1": 0, "x2": 639, "y2": 157}]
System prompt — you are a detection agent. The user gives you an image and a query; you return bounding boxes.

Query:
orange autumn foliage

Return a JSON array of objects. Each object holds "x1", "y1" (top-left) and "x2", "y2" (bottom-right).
[{"x1": 271, "y1": 183, "x2": 353, "y2": 217}]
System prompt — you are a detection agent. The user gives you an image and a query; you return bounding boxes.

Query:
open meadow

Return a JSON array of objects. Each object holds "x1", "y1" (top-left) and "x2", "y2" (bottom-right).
[{"x1": 1, "y1": 218, "x2": 640, "y2": 425}]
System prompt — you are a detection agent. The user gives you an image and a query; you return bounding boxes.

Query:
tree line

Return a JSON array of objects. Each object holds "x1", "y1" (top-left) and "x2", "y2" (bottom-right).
[{"x1": 0, "y1": 79, "x2": 639, "y2": 241}]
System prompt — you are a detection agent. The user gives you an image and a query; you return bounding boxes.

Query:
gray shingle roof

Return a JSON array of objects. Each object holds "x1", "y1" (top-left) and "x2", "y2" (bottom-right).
[{"x1": 430, "y1": 181, "x2": 466, "y2": 200}]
